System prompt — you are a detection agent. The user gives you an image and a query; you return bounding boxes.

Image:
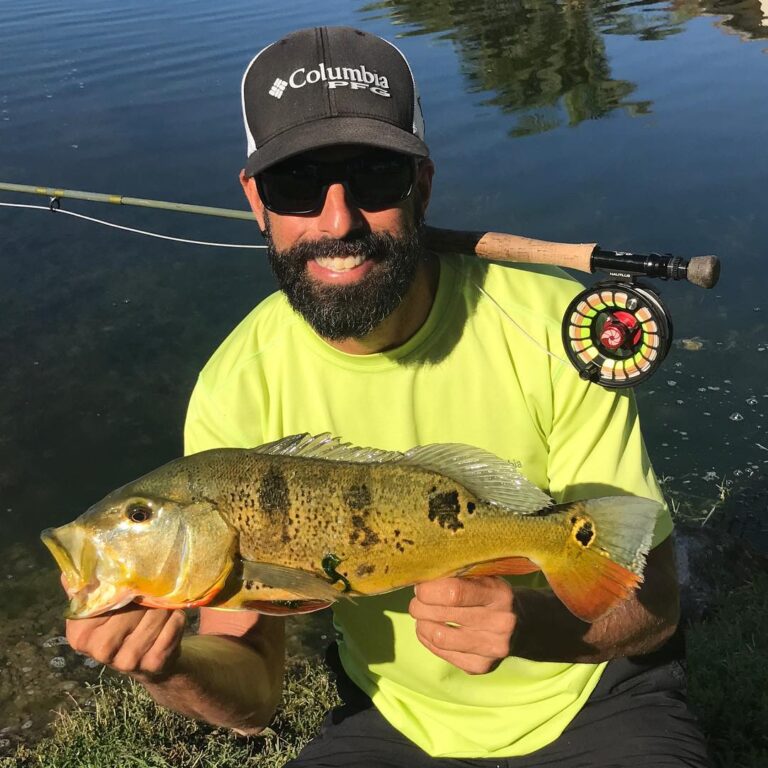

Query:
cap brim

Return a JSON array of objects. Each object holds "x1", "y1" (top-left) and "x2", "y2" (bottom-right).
[{"x1": 245, "y1": 116, "x2": 429, "y2": 176}]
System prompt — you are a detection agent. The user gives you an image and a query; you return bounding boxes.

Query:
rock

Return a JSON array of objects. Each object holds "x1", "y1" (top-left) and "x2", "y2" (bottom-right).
[{"x1": 42, "y1": 636, "x2": 69, "y2": 649}]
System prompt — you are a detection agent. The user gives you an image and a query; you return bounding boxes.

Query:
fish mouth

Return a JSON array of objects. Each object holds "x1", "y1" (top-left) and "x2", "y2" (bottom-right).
[
  {"x1": 41, "y1": 527, "x2": 90, "y2": 590},
  {"x1": 41, "y1": 527, "x2": 134, "y2": 618}
]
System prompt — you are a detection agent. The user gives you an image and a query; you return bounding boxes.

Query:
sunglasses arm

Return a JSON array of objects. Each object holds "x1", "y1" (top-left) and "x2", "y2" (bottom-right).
[{"x1": 422, "y1": 226, "x2": 719, "y2": 289}]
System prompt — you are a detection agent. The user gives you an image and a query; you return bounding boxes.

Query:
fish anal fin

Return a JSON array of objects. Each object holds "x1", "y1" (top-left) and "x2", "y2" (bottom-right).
[
  {"x1": 544, "y1": 550, "x2": 643, "y2": 623},
  {"x1": 237, "y1": 599, "x2": 332, "y2": 616},
  {"x1": 459, "y1": 556, "x2": 540, "y2": 578}
]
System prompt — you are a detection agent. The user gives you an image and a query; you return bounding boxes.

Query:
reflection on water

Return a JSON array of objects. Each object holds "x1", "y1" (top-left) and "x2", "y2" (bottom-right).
[
  {"x1": 364, "y1": 0, "x2": 767, "y2": 136},
  {"x1": 364, "y1": 0, "x2": 662, "y2": 135},
  {"x1": 694, "y1": 0, "x2": 768, "y2": 40}
]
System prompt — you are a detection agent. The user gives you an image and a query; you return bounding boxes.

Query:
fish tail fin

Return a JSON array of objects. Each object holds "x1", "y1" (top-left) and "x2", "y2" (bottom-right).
[{"x1": 541, "y1": 496, "x2": 659, "y2": 622}]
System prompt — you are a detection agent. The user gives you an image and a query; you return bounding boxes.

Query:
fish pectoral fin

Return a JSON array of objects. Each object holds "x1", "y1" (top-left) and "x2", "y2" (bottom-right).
[
  {"x1": 240, "y1": 560, "x2": 354, "y2": 603},
  {"x1": 457, "y1": 556, "x2": 540, "y2": 578}
]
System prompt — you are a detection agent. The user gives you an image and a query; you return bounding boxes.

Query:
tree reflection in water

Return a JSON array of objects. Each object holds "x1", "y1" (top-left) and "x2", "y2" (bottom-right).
[{"x1": 362, "y1": 0, "x2": 766, "y2": 136}]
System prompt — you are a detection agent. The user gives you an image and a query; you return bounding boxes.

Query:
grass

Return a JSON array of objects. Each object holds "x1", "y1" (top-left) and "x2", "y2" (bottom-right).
[
  {"x1": 3, "y1": 658, "x2": 340, "y2": 768},
  {"x1": 687, "y1": 572, "x2": 768, "y2": 767}
]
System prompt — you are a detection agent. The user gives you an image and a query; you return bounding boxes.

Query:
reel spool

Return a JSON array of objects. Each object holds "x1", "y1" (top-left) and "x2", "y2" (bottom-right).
[{"x1": 562, "y1": 281, "x2": 672, "y2": 389}]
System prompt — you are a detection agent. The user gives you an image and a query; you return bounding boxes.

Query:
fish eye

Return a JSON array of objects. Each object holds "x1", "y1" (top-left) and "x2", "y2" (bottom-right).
[{"x1": 126, "y1": 502, "x2": 153, "y2": 523}]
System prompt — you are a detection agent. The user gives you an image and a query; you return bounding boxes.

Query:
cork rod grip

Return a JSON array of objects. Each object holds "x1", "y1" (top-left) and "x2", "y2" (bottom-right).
[{"x1": 423, "y1": 226, "x2": 597, "y2": 273}]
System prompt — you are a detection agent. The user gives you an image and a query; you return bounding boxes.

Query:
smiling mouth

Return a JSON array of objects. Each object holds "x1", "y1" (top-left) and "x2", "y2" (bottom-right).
[{"x1": 314, "y1": 254, "x2": 368, "y2": 272}]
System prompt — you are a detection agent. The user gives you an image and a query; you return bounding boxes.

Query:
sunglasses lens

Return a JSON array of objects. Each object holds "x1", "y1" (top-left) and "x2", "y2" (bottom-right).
[
  {"x1": 257, "y1": 151, "x2": 415, "y2": 215},
  {"x1": 258, "y1": 163, "x2": 323, "y2": 215},
  {"x1": 349, "y1": 153, "x2": 414, "y2": 211}
]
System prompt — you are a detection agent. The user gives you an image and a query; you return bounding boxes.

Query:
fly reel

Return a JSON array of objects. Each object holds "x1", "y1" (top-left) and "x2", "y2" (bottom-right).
[{"x1": 562, "y1": 281, "x2": 672, "y2": 389}]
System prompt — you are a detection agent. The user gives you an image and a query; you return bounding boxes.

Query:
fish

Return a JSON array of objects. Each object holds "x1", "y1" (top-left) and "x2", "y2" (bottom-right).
[{"x1": 41, "y1": 433, "x2": 659, "y2": 623}]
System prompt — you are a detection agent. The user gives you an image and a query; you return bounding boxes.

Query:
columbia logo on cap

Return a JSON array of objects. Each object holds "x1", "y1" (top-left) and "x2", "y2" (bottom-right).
[{"x1": 269, "y1": 78, "x2": 288, "y2": 99}]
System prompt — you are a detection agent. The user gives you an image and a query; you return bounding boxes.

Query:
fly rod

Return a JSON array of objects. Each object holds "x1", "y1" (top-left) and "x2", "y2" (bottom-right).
[
  {"x1": 0, "y1": 181, "x2": 720, "y2": 289},
  {"x1": 2, "y1": 180, "x2": 721, "y2": 388}
]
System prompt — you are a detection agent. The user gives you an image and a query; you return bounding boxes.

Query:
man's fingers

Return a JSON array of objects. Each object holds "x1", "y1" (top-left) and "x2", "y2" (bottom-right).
[
  {"x1": 66, "y1": 613, "x2": 112, "y2": 645},
  {"x1": 408, "y1": 600, "x2": 517, "y2": 636},
  {"x1": 415, "y1": 628, "x2": 498, "y2": 675},
  {"x1": 137, "y1": 610, "x2": 186, "y2": 676},
  {"x1": 110, "y1": 609, "x2": 184, "y2": 674},
  {"x1": 67, "y1": 606, "x2": 150, "y2": 664},
  {"x1": 415, "y1": 619, "x2": 512, "y2": 660},
  {"x1": 414, "y1": 576, "x2": 511, "y2": 608}
]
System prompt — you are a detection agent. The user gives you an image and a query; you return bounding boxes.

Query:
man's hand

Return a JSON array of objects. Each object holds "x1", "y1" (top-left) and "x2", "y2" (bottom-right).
[
  {"x1": 409, "y1": 576, "x2": 516, "y2": 674},
  {"x1": 66, "y1": 605, "x2": 187, "y2": 681},
  {"x1": 61, "y1": 573, "x2": 186, "y2": 680}
]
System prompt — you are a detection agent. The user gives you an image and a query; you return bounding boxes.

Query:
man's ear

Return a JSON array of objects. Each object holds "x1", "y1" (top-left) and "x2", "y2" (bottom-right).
[
  {"x1": 239, "y1": 170, "x2": 267, "y2": 233},
  {"x1": 414, "y1": 158, "x2": 435, "y2": 221}
]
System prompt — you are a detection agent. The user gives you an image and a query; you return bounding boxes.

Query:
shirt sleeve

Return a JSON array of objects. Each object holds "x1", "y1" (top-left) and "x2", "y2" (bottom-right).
[{"x1": 546, "y1": 362, "x2": 673, "y2": 549}]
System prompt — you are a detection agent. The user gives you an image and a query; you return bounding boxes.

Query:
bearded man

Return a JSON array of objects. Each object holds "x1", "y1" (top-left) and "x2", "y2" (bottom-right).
[{"x1": 66, "y1": 26, "x2": 711, "y2": 768}]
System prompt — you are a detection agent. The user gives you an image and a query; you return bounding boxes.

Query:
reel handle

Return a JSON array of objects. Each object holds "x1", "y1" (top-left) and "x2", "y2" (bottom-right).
[{"x1": 423, "y1": 226, "x2": 720, "y2": 289}]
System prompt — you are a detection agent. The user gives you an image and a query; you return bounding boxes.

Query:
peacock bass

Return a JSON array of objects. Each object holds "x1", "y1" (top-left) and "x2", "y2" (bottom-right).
[{"x1": 41, "y1": 433, "x2": 658, "y2": 622}]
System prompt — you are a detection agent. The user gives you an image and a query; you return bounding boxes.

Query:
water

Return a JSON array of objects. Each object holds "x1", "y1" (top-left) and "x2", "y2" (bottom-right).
[{"x1": 0, "y1": 0, "x2": 767, "y2": 741}]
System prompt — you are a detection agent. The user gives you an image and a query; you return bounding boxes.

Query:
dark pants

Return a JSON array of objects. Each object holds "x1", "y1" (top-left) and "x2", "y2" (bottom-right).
[{"x1": 286, "y1": 641, "x2": 711, "y2": 768}]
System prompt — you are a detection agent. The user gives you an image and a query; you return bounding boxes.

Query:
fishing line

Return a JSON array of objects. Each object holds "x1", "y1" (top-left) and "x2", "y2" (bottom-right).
[
  {"x1": 0, "y1": 200, "x2": 593, "y2": 369},
  {"x1": 0, "y1": 201, "x2": 267, "y2": 249},
  {"x1": 472, "y1": 281, "x2": 570, "y2": 367},
  {"x1": 2, "y1": 198, "x2": 566, "y2": 365}
]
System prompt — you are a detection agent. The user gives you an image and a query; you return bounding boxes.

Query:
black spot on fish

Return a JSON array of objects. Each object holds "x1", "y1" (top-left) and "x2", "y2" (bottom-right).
[
  {"x1": 575, "y1": 520, "x2": 595, "y2": 547},
  {"x1": 244, "y1": 580, "x2": 254, "y2": 590},
  {"x1": 402, "y1": 538, "x2": 415, "y2": 546},
  {"x1": 343, "y1": 483, "x2": 372, "y2": 511},
  {"x1": 258, "y1": 466, "x2": 291, "y2": 517},
  {"x1": 428, "y1": 490, "x2": 464, "y2": 532},
  {"x1": 349, "y1": 514, "x2": 380, "y2": 548},
  {"x1": 356, "y1": 563, "x2": 376, "y2": 577},
  {"x1": 467, "y1": 502, "x2": 476, "y2": 514}
]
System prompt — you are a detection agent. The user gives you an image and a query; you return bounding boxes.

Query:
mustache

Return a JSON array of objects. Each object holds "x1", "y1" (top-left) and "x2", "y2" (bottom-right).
[{"x1": 278, "y1": 231, "x2": 419, "y2": 264}]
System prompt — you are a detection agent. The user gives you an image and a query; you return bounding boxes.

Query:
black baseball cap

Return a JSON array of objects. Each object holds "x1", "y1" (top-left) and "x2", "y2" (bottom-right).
[{"x1": 241, "y1": 26, "x2": 429, "y2": 176}]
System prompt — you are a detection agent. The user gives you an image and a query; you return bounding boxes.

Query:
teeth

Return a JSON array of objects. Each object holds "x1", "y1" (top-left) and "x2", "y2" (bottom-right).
[{"x1": 315, "y1": 254, "x2": 367, "y2": 272}]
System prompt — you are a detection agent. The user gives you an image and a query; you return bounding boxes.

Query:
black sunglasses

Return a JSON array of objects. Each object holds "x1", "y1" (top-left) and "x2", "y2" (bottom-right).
[{"x1": 255, "y1": 150, "x2": 416, "y2": 216}]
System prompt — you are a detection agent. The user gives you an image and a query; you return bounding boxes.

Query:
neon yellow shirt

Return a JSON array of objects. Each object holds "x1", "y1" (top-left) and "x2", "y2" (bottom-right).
[{"x1": 184, "y1": 254, "x2": 671, "y2": 759}]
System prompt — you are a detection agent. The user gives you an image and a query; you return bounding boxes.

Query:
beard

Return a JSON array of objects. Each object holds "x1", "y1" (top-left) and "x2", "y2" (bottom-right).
[{"x1": 264, "y1": 218, "x2": 426, "y2": 341}]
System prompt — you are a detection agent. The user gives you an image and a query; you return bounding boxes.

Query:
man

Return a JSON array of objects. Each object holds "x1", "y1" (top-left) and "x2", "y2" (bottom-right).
[{"x1": 66, "y1": 26, "x2": 710, "y2": 766}]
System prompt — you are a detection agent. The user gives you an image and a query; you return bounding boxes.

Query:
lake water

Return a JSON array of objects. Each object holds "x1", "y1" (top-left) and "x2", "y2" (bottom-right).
[{"x1": 0, "y1": 0, "x2": 767, "y2": 740}]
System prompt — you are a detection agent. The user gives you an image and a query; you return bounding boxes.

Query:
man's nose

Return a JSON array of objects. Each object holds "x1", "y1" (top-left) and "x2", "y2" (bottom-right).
[{"x1": 315, "y1": 182, "x2": 365, "y2": 239}]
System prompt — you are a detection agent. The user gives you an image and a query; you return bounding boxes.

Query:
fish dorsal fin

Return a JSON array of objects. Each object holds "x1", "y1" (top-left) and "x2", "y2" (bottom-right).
[
  {"x1": 403, "y1": 444, "x2": 553, "y2": 515},
  {"x1": 253, "y1": 433, "x2": 405, "y2": 464},
  {"x1": 253, "y1": 435, "x2": 551, "y2": 515}
]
